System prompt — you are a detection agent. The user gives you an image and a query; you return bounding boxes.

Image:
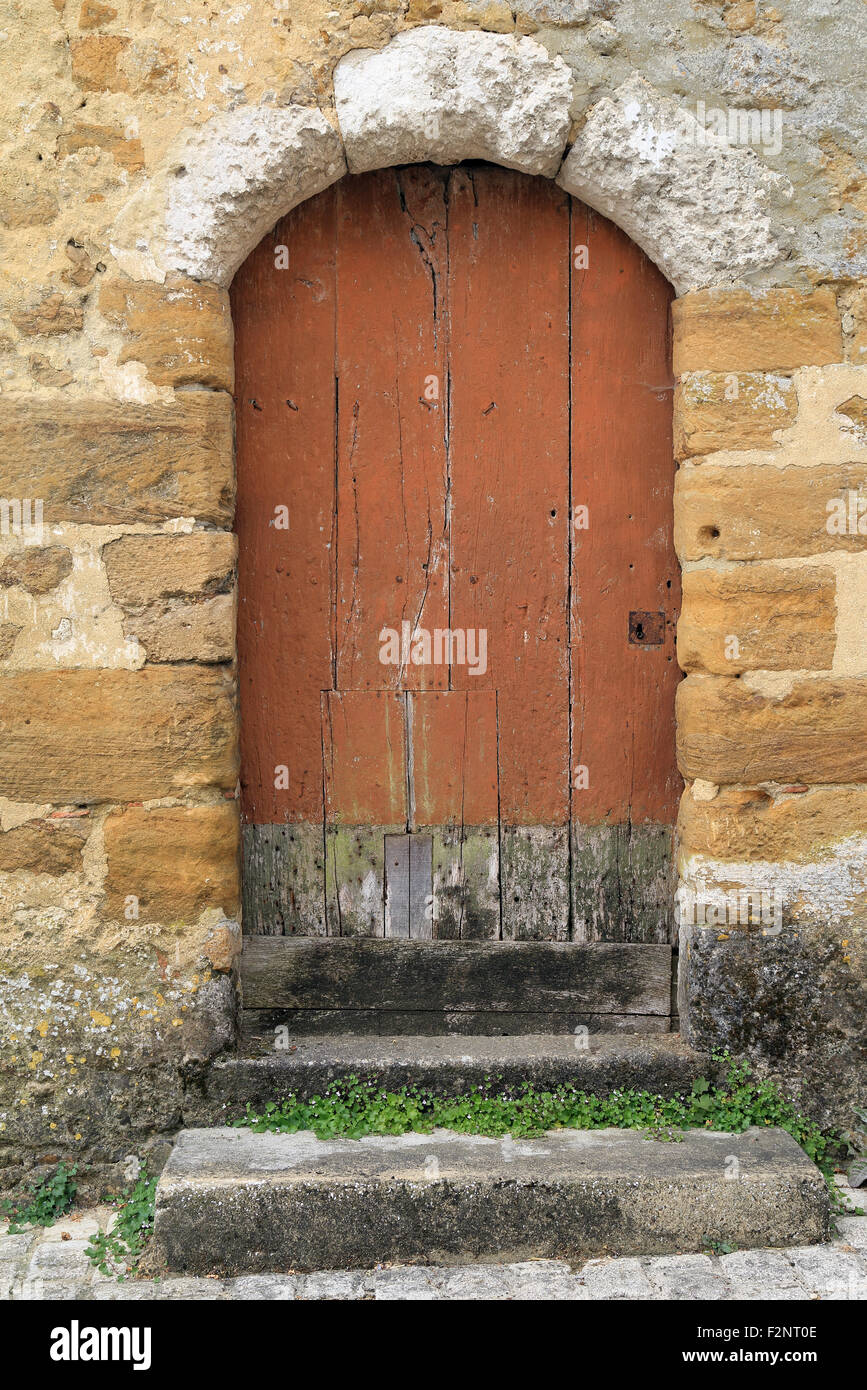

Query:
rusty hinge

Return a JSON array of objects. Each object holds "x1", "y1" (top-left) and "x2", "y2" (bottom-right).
[{"x1": 628, "y1": 610, "x2": 665, "y2": 646}]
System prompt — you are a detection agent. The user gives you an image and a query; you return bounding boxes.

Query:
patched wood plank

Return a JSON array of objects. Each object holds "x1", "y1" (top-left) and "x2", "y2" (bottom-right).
[
  {"x1": 410, "y1": 691, "x2": 498, "y2": 827},
  {"x1": 384, "y1": 833, "x2": 411, "y2": 937},
  {"x1": 408, "y1": 833, "x2": 433, "y2": 939},
  {"x1": 241, "y1": 937, "x2": 672, "y2": 1015},
  {"x1": 322, "y1": 690, "x2": 407, "y2": 825}
]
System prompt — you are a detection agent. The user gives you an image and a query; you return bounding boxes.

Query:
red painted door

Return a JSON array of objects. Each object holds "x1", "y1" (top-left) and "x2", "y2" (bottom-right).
[{"x1": 233, "y1": 164, "x2": 680, "y2": 947}]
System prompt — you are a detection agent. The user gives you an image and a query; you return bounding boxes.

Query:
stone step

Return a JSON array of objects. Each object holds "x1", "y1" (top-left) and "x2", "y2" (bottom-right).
[
  {"x1": 153, "y1": 1125, "x2": 831, "y2": 1275},
  {"x1": 186, "y1": 1033, "x2": 714, "y2": 1126}
]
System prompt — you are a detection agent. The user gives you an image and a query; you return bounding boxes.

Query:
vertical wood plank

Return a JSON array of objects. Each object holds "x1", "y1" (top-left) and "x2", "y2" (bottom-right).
[
  {"x1": 384, "y1": 833, "x2": 434, "y2": 938},
  {"x1": 448, "y1": 168, "x2": 571, "y2": 828},
  {"x1": 411, "y1": 691, "x2": 499, "y2": 939},
  {"x1": 241, "y1": 824, "x2": 326, "y2": 935},
  {"x1": 570, "y1": 205, "x2": 681, "y2": 831},
  {"x1": 232, "y1": 187, "x2": 337, "y2": 826},
  {"x1": 408, "y1": 833, "x2": 433, "y2": 940},
  {"x1": 322, "y1": 691, "x2": 407, "y2": 937},
  {"x1": 448, "y1": 167, "x2": 571, "y2": 940},
  {"x1": 334, "y1": 168, "x2": 450, "y2": 693}
]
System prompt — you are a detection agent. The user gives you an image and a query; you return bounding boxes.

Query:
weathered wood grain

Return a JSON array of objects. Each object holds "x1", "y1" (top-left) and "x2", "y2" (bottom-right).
[
  {"x1": 322, "y1": 690, "x2": 407, "y2": 826},
  {"x1": 448, "y1": 167, "x2": 571, "y2": 828},
  {"x1": 501, "y1": 825, "x2": 570, "y2": 941},
  {"x1": 571, "y1": 822, "x2": 676, "y2": 944},
  {"x1": 410, "y1": 691, "x2": 498, "y2": 828},
  {"x1": 240, "y1": 1008, "x2": 671, "y2": 1043},
  {"x1": 335, "y1": 168, "x2": 450, "y2": 692},
  {"x1": 242, "y1": 824, "x2": 326, "y2": 936},
  {"x1": 241, "y1": 937, "x2": 672, "y2": 1015}
]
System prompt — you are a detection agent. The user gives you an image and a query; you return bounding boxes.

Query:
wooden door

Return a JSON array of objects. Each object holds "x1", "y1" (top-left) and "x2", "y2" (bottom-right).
[{"x1": 233, "y1": 164, "x2": 680, "y2": 956}]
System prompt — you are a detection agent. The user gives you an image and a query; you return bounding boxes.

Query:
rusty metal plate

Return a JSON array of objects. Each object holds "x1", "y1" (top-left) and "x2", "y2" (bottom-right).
[{"x1": 628, "y1": 611, "x2": 666, "y2": 646}]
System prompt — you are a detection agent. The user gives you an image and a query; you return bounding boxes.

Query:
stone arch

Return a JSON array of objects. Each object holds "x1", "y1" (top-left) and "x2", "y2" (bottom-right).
[
  {"x1": 104, "y1": 23, "x2": 856, "y2": 1103},
  {"x1": 113, "y1": 26, "x2": 789, "y2": 295}
]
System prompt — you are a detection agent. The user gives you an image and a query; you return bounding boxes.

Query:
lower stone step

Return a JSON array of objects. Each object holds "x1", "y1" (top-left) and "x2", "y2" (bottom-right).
[
  {"x1": 153, "y1": 1126, "x2": 831, "y2": 1274},
  {"x1": 186, "y1": 1033, "x2": 714, "y2": 1126}
]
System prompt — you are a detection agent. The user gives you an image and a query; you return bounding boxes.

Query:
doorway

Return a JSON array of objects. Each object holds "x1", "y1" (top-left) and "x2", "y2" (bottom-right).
[{"x1": 233, "y1": 164, "x2": 680, "y2": 1031}]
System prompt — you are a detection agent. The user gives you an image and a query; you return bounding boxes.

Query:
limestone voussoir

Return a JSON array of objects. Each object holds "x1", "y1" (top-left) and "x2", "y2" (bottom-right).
[
  {"x1": 334, "y1": 27, "x2": 573, "y2": 178},
  {"x1": 558, "y1": 75, "x2": 793, "y2": 295},
  {"x1": 114, "y1": 106, "x2": 346, "y2": 288}
]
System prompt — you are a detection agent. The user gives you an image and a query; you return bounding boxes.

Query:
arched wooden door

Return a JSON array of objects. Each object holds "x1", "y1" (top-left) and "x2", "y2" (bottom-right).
[{"x1": 233, "y1": 165, "x2": 681, "y2": 1034}]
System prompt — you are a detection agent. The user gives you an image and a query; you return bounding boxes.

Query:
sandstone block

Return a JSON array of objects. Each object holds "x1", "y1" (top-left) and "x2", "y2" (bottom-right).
[
  {"x1": 70, "y1": 35, "x2": 130, "y2": 91},
  {"x1": 99, "y1": 276, "x2": 233, "y2": 390},
  {"x1": 676, "y1": 676, "x2": 867, "y2": 784},
  {"x1": 0, "y1": 667, "x2": 237, "y2": 803},
  {"x1": 57, "y1": 123, "x2": 144, "y2": 173},
  {"x1": 674, "y1": 463, "x2": 867, "y2": 560},
  {"x1": 0, "y1": 394, "x2": 234, "y2": 526},
  {"x1": 849, "y1": 286, "x2": 867, "y2": 364},
  {"x1": 677, "y1": 564, "x2": 836, "y2": 673},
  {"x1": 672, "y1": 289, "x2": 842, "y2": 374},
  {"x1": 10, "y1": 294, "x2": 83, "y2": 336},
  {"x1": 678, "y1": 784, "x2": 867, "y2": 862},
  {"x1": 674, "y1": 373, "x2": 796, "y2": 459},
  {"x1": 104, "y1": 803, "x2": 240, "y2": 923},
  {"x1": 0, "y1": 191, "x2": 59, "y2": 227},
  {"x1": 79, "y1": 1, "x2": 118, "y2": 28},
  {"x1": 0, "y1": 820, "x2": 89, "y2": 875},
  {"x1": 0, "y1": 546, "x2": 73, "y2": 596},
  {"x1": 126, "y1": 594, "x2": 235, "y2": 664},
  {"x1": 103, "y1": 532, "x2": 236, "y2": 607},
  {"x1": 0, "y1": 623, "x2": 21, "y2": 660}
]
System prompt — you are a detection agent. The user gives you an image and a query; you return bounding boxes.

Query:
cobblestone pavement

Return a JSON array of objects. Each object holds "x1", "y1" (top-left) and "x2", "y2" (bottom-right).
[{"x1": 2, "y1": 1181, "x2": 864, "y2": 1302}]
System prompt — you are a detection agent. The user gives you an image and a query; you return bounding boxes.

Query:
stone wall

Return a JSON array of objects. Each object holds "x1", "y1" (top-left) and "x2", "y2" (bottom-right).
[
  {"x1": 0, "y1": 1, "x2": 865, "y2": 1182},
  {"x1": 671, "y1": 290, "x2": 867, "y2": 1130}
]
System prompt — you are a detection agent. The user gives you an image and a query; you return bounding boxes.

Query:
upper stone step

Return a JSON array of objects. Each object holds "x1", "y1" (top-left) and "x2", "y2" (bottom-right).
[
  {"x1": 187, "y1": 1033, "x2": 713, "y2": 1126},
  {"x1": 153, "y1": 1125, "x2": 831, "y2": 1275}
]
